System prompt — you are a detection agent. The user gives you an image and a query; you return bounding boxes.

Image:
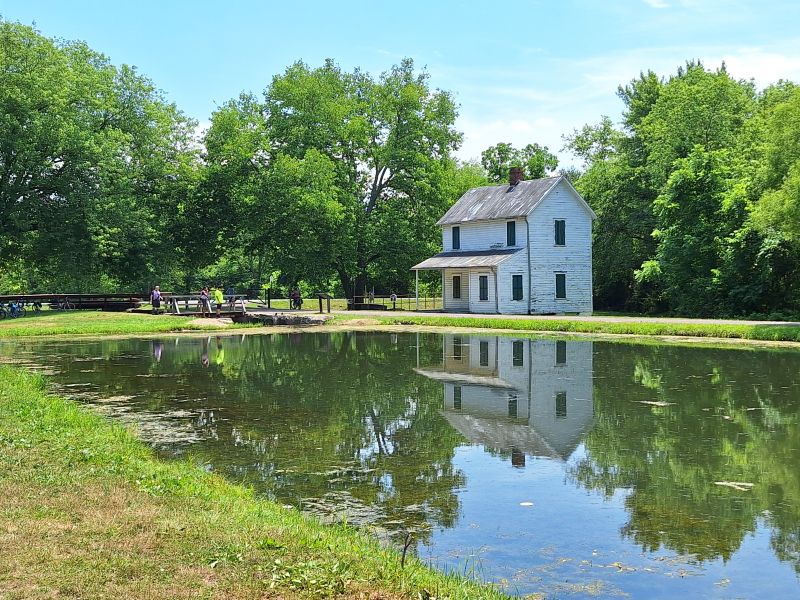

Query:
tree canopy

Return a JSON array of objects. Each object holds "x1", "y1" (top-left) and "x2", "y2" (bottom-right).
[
  {"x1": 567, "y1": 62, "x2": 800, "y2": 317},
  {"x1": 4, "y1": 19, "x2": 800, "y2": 317}
]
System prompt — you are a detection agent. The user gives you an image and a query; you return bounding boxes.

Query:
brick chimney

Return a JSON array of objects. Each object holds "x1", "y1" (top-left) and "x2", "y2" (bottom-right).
[{"x1": 509, "y1": 166, "x2": 523, "y2": 186}]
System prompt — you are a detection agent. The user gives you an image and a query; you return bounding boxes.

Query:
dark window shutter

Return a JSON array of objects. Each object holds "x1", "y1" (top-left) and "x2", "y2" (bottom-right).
[
  {"x1": 556, "y1": 340, "x2": 567, "y2": 364},
  {"x1": 512, "y1": 275, "x2": 523, "y2": 300},
  {"x1": 479, "y1": 340, "x2": 489, "y2": 366},
  {"x1": 452, "y1": 226, "x2": 460, "y2": 249},
  {"x1": 512, "y1": 340, "x2": 524, "y2": 366},
  {"x1": 479, "y1": 276, "x2": 488, "y2": 301},
  {"x1": 507, "y1": 221, "x2": 516, "y2": 246},
  {"x1": 453, "y1": 276, "x2": 461, "y2": 299},
  {"x1": 555, "y1": 273, "x2": 566, "y2": 298},
  {"x1": 555, "y1": 220, "x2": 565, "y2": 245}
]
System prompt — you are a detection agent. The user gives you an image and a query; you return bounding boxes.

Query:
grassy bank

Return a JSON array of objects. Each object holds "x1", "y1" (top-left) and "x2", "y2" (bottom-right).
[
  {"x1": 372, "y1": 314, "x2": 800, "y2": 343},
  {"x1": 0, "y1": 311, "x2": 230, "y2": 338},
  {"x1": 0, "y1": 366, "x2": 510, "y2": 600}
]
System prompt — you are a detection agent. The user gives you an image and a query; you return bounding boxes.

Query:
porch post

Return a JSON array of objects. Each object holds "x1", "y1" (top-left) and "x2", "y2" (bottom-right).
[
  {"x1": 415, "y1": 269, "x2": 419, "y2": 310},
  {"x1": 440, "y1": 270, "x2": 444, "y2": 310}
]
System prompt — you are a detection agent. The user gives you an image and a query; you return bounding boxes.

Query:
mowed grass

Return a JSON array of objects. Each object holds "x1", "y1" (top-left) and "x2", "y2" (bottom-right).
[
  {"x1": 0, "y1": 366, "x2": 513, "y2": 600},
  {"x1": 373, "y1": 315, "x2": 800, "y2": 343},
  {"x1": 0, "y1": 310, "x2": 227, "y2": 338}
]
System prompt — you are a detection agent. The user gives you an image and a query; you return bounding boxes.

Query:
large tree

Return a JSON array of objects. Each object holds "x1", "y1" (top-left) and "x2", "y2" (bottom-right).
[
  {"x1": 263, "y1": 58, "x2": 462, "y2": 296},
  {"x1": 0, "y1": 20, "x2": 198, "y2": 291}
]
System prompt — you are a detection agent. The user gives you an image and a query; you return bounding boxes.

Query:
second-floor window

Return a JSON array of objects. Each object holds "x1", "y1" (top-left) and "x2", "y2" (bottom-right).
[
  {"x1": 452, "y1": 226, "x2": 460, "y2": 250},
  {"x1": 507, "y1": 221, "x2": 516, "y2": 246},
  {"x1": 554, "y1": 220, "x2": 566, "y2": 246}
]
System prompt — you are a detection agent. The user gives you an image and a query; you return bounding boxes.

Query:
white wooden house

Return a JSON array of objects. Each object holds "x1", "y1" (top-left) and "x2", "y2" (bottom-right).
[
  {"x1": 412, "y1": 169, "x2": 596, "y2": 314},
  {"x1": 414, "y1": 334, "x2": 594, "y2": 463}
]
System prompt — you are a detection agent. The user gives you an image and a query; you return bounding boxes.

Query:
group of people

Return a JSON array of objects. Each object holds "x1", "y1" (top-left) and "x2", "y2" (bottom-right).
[
  {"x1": 197, "y1": 286, "x2": 225, "y2": 317},
  {"x1": 150, "y1": 285, "x2": 307, "y2": 315},
  {"x1": 149, "y1": 285, "x2": 227, "y2": 316}
]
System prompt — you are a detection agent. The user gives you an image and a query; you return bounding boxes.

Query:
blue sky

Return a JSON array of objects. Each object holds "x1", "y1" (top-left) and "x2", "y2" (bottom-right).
[{"x1": 4, "y1": 1, "x2": 800, "y2": 165}]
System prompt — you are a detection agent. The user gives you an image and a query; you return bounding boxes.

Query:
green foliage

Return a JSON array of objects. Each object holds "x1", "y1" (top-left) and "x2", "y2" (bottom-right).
[
  {"x1": 576, "y1": 60, "x2": 800, "y2": 316},
  {"x1": 480, "y1": 142, "x2": 558, "y2": 183},
  {"x1": 202, "y1": 58, "x2": 463, "y2": 296},
  {"x1": 0, "y1": 365, "x2": 511, "y2": 599},
  {"x1": 0, "y1": 20, "x2": 199, "y2": 292}
]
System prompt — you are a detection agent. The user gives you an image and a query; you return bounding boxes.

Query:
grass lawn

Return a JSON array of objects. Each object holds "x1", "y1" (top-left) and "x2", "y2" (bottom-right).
[
  {"x1": 0, "y1": 310, "x2": 230, "y2": 338},
  {"x1": 370, "y1": 314, "x2": 800, "y2": 343},
  {"x1": 0, "y1": 366, "x2": 512, "y2": 600}
]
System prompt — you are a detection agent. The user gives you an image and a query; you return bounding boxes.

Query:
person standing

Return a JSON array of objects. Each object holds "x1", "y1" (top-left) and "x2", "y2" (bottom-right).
[
  {"x1": 199, "y1": 287, "x2": 211, "y2": 317},
  {"x1": 150, "y1": 285, "x2": 162, "y2": 314},
  {"x1": 212, "y1": 285, "x2": 224, "y2": 316}
]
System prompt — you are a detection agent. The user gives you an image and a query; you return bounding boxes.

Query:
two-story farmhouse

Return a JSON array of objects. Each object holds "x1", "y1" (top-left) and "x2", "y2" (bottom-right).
[
  {"x1": 412, "y1": 168, "x2": 596, "y2": 314},
  {"x1": 414, "y1": 334, "x2": 594, "y2": 464}
]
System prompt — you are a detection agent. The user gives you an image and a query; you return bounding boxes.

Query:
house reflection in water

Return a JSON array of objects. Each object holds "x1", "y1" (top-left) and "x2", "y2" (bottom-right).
[{"x1": 415, "y1": 335, "x2": 593, "y2": 466}]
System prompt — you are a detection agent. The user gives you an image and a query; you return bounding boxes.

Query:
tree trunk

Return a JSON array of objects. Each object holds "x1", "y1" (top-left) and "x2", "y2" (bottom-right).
[{"x1": 353, "y1": 273, "x2": 368, "y2": 300}]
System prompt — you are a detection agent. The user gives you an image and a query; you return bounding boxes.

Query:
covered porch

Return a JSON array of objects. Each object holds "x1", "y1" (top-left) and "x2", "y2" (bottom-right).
[{"x1": 411, "y1": 249, "x2": 521, "y2": 314}]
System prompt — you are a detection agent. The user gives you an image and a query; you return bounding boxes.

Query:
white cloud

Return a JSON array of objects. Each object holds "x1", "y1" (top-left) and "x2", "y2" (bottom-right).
[
  {"x1": 644, "y1": 0, "x2": 671, "y2": 8},
  {"x1": 720, "y1": 47, "x2": 800, "y2": 85},
  {"x1": 452, "y1": 40, "x2": 800, "y2": 170}
]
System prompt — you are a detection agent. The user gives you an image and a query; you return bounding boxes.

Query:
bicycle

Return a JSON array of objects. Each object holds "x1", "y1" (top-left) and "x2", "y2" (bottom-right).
[
  {"x1": 55, "y1": 297, "x2": 75, "y2": 311},
  {"x1": 0, "y1": 301, "x2": 26, "y2": 318}
]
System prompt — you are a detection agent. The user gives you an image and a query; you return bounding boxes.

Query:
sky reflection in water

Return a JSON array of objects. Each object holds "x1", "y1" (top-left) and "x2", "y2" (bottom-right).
[{"x1": 4, "y1": 331, "x2": 800, "y2": 598}]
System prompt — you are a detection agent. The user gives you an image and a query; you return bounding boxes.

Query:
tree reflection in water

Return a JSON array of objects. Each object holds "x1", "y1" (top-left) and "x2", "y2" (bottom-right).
[
  {"x1": 570, "y1": 343, "x2": 800, "y2": 572},
  {"x1": 5, "y1": 333, "x2": 800, "y2": 576}
]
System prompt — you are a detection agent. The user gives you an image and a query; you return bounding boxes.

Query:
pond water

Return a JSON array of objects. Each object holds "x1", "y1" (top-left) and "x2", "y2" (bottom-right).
[{"x1": 3, "y1": 331, "x2": 800, "y2": 598}]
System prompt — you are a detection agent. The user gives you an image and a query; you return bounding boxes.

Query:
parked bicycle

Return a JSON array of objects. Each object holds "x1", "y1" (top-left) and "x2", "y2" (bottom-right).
[
  {"x1": 54, "y1": 297, "x2": 75, "y2": 310},
  {"x1": 0, "y1": 300, "x2": 26, "y2": 319}
]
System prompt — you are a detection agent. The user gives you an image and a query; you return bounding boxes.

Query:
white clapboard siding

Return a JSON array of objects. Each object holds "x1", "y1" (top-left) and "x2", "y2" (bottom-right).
[
  {"x1": 496, "y1": 250, "x2": 530, "y2": 314},
  {"x1": 436, "y1": 336, "x2": 594, "y2": 460},
  {"x1": 442, "y1": 269, "x2": 470, "y2": 312},
  {"x1": 528, "y1": 339, "x2": 594, "y2": 458},
  {"x1": 442, "y1": 218, "x2": 525, "y2": 252},
  {"x1": 528, "y1": 180, "x2": 593, "y2": 315},
  {"x1": 467, "y1": 270, "x2": 497, "y2": 313}
]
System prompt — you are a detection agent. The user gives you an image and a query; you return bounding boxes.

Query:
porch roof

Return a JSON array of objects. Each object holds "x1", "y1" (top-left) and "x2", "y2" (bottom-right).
[
  {"x1": 412, "y1": 367, "x2": 517, "y2": 390},
  {"x1": 411, "y1": 248, "x2": 521, "y2": 270}
]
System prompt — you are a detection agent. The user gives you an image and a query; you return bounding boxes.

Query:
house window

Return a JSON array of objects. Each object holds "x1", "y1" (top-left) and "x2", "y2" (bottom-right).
[
  {"x1": 554, "y1": 220, "x2": 566, "y2": 246},
  {"x1": 452, "y1": 275, "x2": 461, "y2": 299},
  {"x1": 556, "y1": 340, "x2": 567, "y2": 365},
  {"x1": 452, "y1": 226, "x2": 460, "y2": 250},
  {"x1": 453, "y1": 386, "x2": 462, "y2": 410},
  {"x1": 512, "y1": 341, "x2": 524, "y2": 366},
  {"x1": 512, "y1": 275, "x2": 523, "y2": 301},
  {"x1": 453, "y1": 336, "x2": 462, "y2": 361},
  {"x1": 479, "y1": 275, "x2": 489, "y2": 301},
  {"x1": 556, "y1": 392, "x2": 567, "y2": 419},
  {"x1": 508, "y1": 395, "x2": 518, "y2": 418},
  {"x1": 507, "y1": 221, "x2": 516, "y2": 246},
  {"x1": 479, "y1": 340, "x2": 489, "y2": 366},
  {"x1": 555, "y1": 273, "x2": 566, "y2": 299}
]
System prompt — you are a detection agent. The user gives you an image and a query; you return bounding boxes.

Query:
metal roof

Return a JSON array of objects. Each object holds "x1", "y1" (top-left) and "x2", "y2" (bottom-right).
[
  {"x1": 411, "y1": 248, "x2": 521, "y2": 270},
  {"x1": 440, "y1": 411, "x2": 565, "y2": 461},
  {"x1": 437, "y1": 176, "x2": 562, "y2": 225}
]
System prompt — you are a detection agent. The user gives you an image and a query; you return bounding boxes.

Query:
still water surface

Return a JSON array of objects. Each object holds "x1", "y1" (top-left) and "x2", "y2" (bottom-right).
[{"x1": 4, "y1": 331, "x2": 800, "y2": 598}]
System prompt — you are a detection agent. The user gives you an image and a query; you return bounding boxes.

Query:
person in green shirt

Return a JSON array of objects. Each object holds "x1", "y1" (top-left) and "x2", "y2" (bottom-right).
[{"x1": 212, "y1": 286, "x2": 224, "y2": 316}]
